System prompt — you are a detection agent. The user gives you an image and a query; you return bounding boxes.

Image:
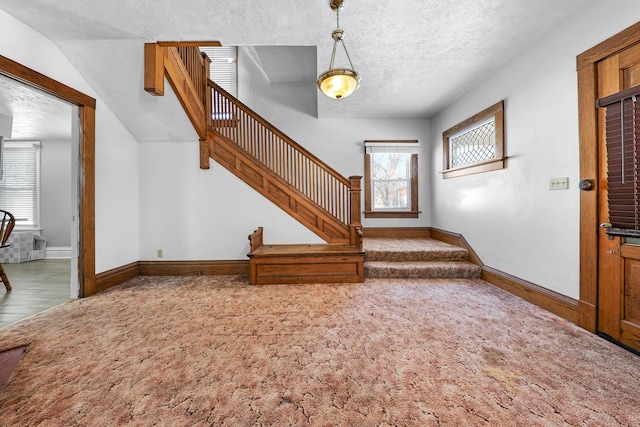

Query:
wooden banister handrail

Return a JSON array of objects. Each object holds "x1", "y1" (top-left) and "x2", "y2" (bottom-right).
[
  {"x1": 209, "y1": 79, "x2": 360, "y2": 232},
  {"x1": 145, "y1": 42, "x2": 363, "y2": 245},
  {"x1": 208, "y1": 80, "x2": 350, "y2": 188}
]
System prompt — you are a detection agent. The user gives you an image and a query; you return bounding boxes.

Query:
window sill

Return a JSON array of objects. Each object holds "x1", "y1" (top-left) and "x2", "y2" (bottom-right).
[
  {"x1": 364, "y1": 210, "x2": 421, "y2": 219},
  {"x1": 442, "y1": 157, "x2": 505, "y2": 179}
]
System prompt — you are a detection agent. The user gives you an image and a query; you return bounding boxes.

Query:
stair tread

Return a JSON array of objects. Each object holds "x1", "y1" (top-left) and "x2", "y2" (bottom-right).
[
  {"x1": 365, "y1": 260, "x2": 478, "y2": 266},
  {"x1": 365, "y1": 260, "x2": 481, "y2": 279},
  {"x1": 250, "y1": 243, "x2": 362, "y2": 257},
  {"x1": 364, "y1": 238, "x2": 469, "y2": 261}
]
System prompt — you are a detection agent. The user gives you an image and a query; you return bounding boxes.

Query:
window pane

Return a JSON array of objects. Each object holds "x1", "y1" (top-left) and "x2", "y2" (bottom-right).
[
  {"x1": 0, "y1": 143, "x2": 40, "y2": 228},
  {"x1": 449, "y1": 118, "x2": 496, "y2": 168},
  {"x1": 372, "y1": 153, "x2": 408, "y2": 180},
  {"x1": 201, "y1": 46, "x2": 238, "y2": 98},
  {"x1": 373, "y1": 181, "x2": 408, "y2": 209}
]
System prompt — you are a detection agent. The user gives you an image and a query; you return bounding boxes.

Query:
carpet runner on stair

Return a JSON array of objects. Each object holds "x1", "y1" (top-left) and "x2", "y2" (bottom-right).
[{"x1": 363, "y1": 238, "x2": 481, "y2": 279}]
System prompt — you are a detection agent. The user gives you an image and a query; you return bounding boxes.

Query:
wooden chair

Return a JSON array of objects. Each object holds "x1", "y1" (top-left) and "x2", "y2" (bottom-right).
[{"x1": 0, "y1": 210, "x2": 15, "y2": 291}]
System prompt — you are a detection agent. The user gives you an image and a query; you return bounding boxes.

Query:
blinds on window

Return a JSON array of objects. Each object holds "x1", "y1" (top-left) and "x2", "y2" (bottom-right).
[
  {"x1": 364, "y1": 141, "x2": 419, "y2": 154},
  {"x1": 0, "y1": 141, "x2": 41, "y2": 228},
  {"x1": 200, "y1": 46, "x2": 238, "y2": 98},
  {"x1": 599, "y1": 87, "x2": 640, "y2": 230}
]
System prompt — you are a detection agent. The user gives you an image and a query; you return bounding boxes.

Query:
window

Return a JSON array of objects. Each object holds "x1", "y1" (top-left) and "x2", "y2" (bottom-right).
[
  {"x1": 364, "y1": 140, "x2": 420, "y2": 218},
  {"x1": 442, "y1": 100, "x2": 505, "y2": 178},
  {"x1": 200, "y1": 46, "x2": 238, "y2": 98},
  {"x1": 0, "y1": 140, "x2": 41, "y2": 229}
]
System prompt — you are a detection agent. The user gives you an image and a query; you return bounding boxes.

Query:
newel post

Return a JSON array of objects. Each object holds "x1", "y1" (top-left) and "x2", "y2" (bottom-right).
[{"x1": 348, "y1": 176, "x2": 363, "y2": 250}]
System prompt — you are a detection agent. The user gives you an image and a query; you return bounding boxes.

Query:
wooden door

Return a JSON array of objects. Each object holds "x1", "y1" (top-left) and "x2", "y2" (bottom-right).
[{"x1": 597, "y1": 43, "x2": 640, "y2": 352}]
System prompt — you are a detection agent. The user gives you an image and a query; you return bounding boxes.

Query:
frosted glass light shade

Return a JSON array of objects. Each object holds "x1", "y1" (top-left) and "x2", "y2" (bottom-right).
[{"x1": 317, "y1": 68, "x2": 361, "y2": 99}]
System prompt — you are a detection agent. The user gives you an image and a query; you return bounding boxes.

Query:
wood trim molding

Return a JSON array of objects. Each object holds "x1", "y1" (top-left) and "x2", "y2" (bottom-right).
[
  {"x1": 428, "y1": 227, "x2": 579, "y2": 324},
  {"x1": 95, "y1": 262, "x2": 139, "y2": 294},
  {"x1": 0, "y1": 55, "x2": 96, "y2": 298},
  {"x1": 442, "y1": 100, "x2": 505, "y2": 179},
  {"x1": 481, "y1": 266, "x2": 579, "y2": 324},
  {"x1": 0, "y1": 55, "x2": 96, "y2": 108},
  {"x1": 363, "y1": 211, "x2": 421, "y2": 219},
  {"x1": 428, "y1": 227, "x2": 483, "y2": 267},
  {"x1": 78, "y1": 106, "x2": 96, "y2": 297},
  {"x1": 577, "y1": 21, "x2": 640, "y2": 70},
  {"x1": 364, "y1": 152, "x2": 420, "y2": 218},
  {"x1": 95, "y1": 260, "x2": 251, "y2": 293},
  {"x1": 138, "y1": 260, "x2": 249, "y2": 276},
  {"x1": 362, "y1": 227, "x2": 431, "y2": 239}
]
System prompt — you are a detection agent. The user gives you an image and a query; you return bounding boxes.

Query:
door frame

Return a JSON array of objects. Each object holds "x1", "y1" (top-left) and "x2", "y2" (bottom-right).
[
  {"x1": 0, "y1": 55, "x2": 96, "y2": 297},
  {"x1": 577, "y1": 21, "x2": 640, "y2": 332}
]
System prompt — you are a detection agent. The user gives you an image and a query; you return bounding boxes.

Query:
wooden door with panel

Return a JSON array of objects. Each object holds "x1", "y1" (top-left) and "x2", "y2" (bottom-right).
[{"x1": 597, "y1": 42, "x2": 640, "y2": 352}]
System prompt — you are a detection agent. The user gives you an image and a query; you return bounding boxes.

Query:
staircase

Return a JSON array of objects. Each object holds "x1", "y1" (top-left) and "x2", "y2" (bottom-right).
[
  {"x1": 144, "y1": 43, "x2": 364, "y2": 284},
  {"x1": 363, "y1": 238, "x2": 481, "y2": 279}
]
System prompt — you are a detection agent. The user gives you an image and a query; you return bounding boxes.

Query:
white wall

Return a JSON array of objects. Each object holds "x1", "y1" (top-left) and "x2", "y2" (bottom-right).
[
  {"x1": 137, "y1": 47, "x2": 431, "y2": 261},
  {"x1": 239, "y1": 48, "x2": 432, "y2": 230},
  {"x1": 0, "y1": 9, "x2": 140, "y2": 274},
  {"x1": 429, "y1": 0, "x2": 640, "y2": 299},
  {"x1": 138, "y1": 140, "x2": 322, "y2": 260},
  {"x1": 40, "y1": 139, "x2": 71, "y2": 248}
]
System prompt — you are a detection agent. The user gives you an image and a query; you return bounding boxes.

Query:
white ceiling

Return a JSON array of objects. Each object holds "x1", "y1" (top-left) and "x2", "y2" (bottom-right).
[
  {"x1": 0, "y1": 74, "x2": 73, "y2": 141},
  {"x1": 0, "y1": 0, "x2": 594, "y2": 141}
]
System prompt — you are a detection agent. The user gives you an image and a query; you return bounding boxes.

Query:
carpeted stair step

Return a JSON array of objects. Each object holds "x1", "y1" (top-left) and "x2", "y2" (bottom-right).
[
  {"x1": 363, "y1": 238, "x2": 469, "y2": 262},
  {"x1": 365, "y1": 260, "x2": 481, "y2": 279}
]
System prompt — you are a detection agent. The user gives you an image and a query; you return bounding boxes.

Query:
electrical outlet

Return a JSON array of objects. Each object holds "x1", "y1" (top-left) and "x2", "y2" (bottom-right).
[
  {"x1": 157, "y1": 249, "x2": 163, "y2": 258},
  {"x1": 549, "y1": 177, "x2": 569, "y2": 190}
]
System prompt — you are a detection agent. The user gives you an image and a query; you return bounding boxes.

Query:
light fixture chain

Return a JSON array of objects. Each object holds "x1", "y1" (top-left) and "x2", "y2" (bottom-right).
[
  {"x1": 329, "y1": 40, "x2": 338, "y2": 69},
  {"x1": 340, "y1": 40, "x2": 356, "y2": 71}
]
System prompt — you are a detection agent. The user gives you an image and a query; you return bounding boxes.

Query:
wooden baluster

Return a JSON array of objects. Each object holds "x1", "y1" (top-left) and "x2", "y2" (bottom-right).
[{"x1": 206, "y1": 82, "x2": 212, "y2": 130}]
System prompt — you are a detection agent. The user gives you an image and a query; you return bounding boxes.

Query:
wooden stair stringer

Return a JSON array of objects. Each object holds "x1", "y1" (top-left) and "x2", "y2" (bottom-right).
[{"x1": 209, "y1": 132, "x2": 350, "y2": 244}]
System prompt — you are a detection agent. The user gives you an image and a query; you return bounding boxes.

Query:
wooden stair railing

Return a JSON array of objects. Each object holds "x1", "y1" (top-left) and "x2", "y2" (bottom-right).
[
  {"x1": 207, "y1": 79, "x2": 362, "y2": 246},
  {"x1": 144, "y1": 43, "x2": 211, "y2": 139},
  {"x1": 144, "y1": 42, "x2": 362, "y2": 249}
]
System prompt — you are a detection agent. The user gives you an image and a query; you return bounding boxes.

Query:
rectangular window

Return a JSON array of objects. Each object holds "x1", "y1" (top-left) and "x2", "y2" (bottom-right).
[
  {"x1": 372, "y1": 153, "x2": 409, "y2": 209},
  {"x1": 442, "y1": 100, "x2": 505, "y2": 178},
  {"x1": 201, "y1": 46, "x2": 238, "y2": 98},
  {"x1": 0, "y1": 140, "x2": 41, "y2": 230},
  {"x1": 364, "y1": 140, "x2": 420, "y2": 218}
]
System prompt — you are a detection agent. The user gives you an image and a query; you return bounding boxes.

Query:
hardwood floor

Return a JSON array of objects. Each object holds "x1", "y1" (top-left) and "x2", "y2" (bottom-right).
[{"x1": 0, "y1": 260, "x2": 71, "y2": 328}]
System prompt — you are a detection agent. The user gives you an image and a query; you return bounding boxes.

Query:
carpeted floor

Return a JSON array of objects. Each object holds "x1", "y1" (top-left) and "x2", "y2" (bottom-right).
[{"x1": 0, "y1": 275, "x2": 639, "y2": 426}]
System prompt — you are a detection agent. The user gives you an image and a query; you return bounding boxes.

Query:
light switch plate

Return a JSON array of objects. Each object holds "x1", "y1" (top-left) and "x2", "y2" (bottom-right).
[{"x1": 549, "y1": 177, "x2": 569, "y2": 190}]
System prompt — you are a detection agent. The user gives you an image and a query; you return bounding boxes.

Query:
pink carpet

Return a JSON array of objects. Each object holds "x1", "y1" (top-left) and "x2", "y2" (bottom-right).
[{"x1": 0, "y1": 275, "x2": 639, "y2": 426}]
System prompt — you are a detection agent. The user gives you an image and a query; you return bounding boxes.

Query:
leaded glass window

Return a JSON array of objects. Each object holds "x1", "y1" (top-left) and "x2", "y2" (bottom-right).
[
  {"x1": 449, "y1": 118, "x2": 496, "y2": 168},
  {"x1": 442, "y1": 101, "x2": 505, "y2": 179}
]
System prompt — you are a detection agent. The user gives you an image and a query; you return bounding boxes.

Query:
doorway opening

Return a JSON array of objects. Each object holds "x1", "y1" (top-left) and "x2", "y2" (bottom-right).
[{"x1": 0, "y1": 55, "x2": 96, "y2": 301}]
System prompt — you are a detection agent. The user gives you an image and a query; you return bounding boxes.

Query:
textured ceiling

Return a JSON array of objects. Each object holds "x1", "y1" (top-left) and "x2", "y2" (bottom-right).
[
  {"x1": 0, "y1": 74, "x2": 73, "y2": 141},
  {"x1": 0, "y1": 0, "x2": 594, "y2": 141}
]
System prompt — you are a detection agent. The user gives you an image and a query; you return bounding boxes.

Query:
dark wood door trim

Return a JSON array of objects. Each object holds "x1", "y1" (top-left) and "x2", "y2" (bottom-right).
[
  {"x1": 0, "y1": 55, "x2": 96, "y2": 297},
  {"x1": 577, "y1": 21, "x2": 640, "y2": 332}
]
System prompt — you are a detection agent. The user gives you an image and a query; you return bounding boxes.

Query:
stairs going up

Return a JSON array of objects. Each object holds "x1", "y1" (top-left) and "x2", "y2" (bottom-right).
[{"x1": 363, "y1": 238, "x2": 481, "y2": 279}]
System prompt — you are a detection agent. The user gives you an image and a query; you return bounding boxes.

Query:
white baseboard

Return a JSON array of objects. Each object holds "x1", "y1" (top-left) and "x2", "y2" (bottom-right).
[{"x1": 45, "y1": 247, "x2": 71, "y2": 259}]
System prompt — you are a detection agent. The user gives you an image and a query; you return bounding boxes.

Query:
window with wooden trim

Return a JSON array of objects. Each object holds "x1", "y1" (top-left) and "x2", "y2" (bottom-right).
[
  {"x1": 442, "y1": 100, "x2": 505, "y2": 178},
  {"x1": 0, "y1": 140, "x2": 41, "y2": 230},
  {"x1": 364, "y1": 140, "x2": 420, "y2": 218}
]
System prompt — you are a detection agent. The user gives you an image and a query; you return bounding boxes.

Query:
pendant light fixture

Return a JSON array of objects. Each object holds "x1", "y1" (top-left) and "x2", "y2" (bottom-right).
[{"x1": 317, "y1": 0, "x2": 361, "y2": 100}]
